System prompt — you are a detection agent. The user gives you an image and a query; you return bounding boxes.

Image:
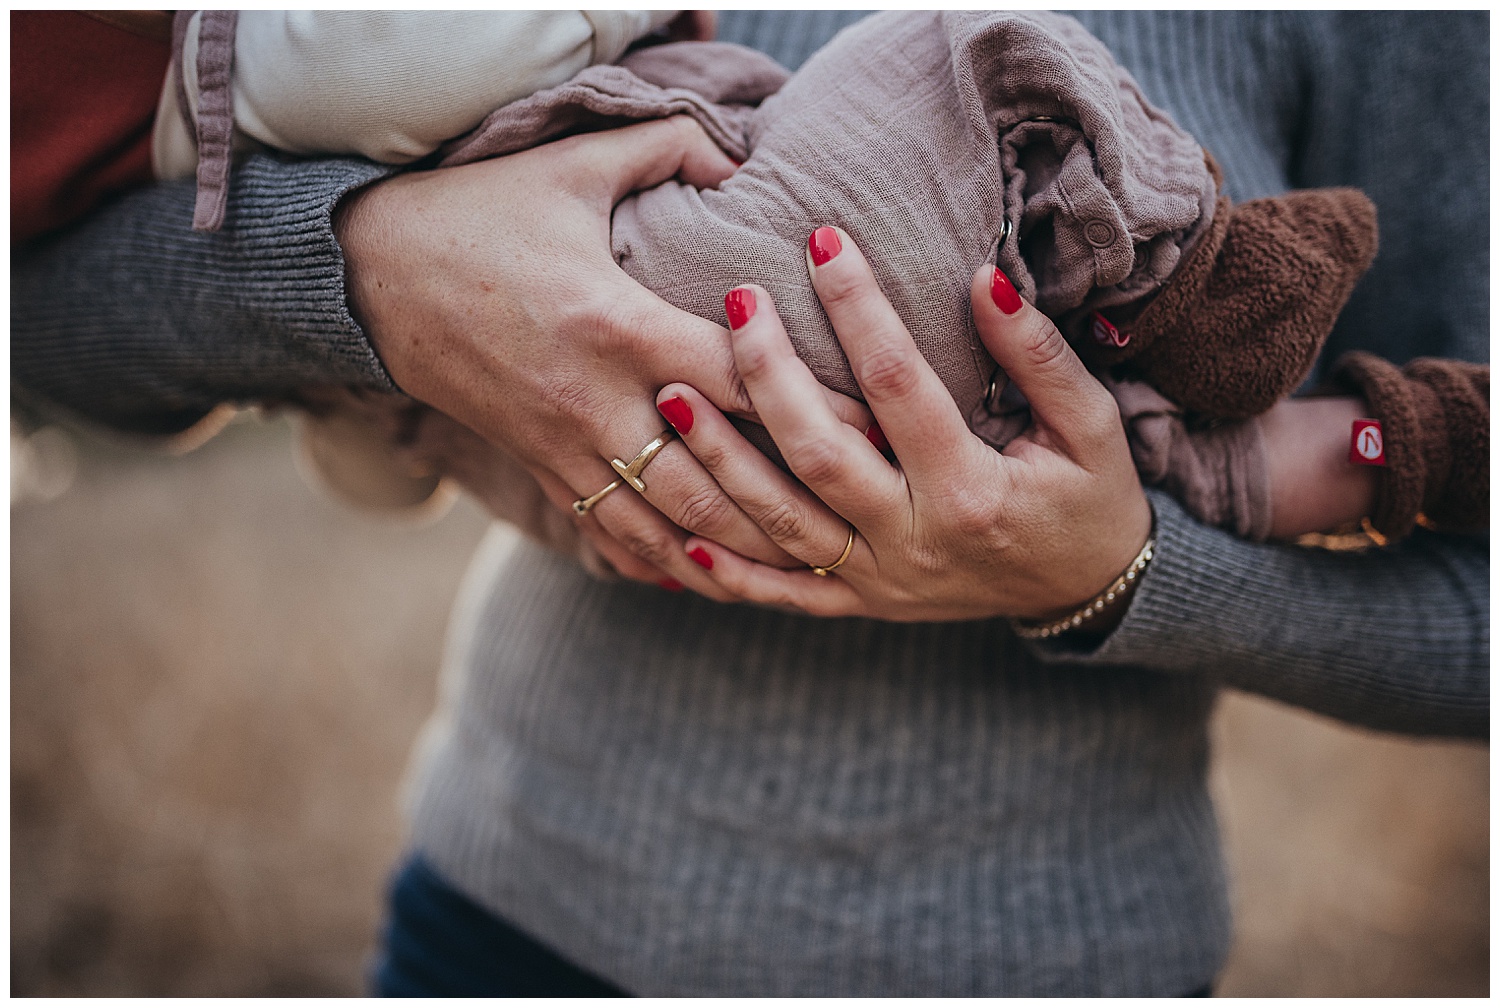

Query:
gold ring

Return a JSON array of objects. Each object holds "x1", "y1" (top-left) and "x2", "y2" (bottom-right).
[
  {"x1": 609, "y1": 428, "x2": 675, "y2": 492},
  {"x1": 809, "y1": 524, "x2": 856, "y2": 576},
  {"x1": 571, "y1": 428, "x2": 676, "y2": 516},
  {"x1": 572, "y1": 478, "x2": 622, "y2": 516}
]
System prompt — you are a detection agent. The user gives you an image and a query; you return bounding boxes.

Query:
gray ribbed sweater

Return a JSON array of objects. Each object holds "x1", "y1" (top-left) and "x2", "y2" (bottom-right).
[{"x1": 11, "y1": 12, "x2": 1488, "y2": 996}]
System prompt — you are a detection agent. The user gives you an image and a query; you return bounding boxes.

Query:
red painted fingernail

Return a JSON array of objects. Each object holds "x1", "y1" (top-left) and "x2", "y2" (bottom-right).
[
  {"x1": 725, "y1": 287, "x2": 756, "y2": 330},
  {"x1": 688, "y1": 546, "x2": 714, "y2": 571},
  {"x1": 808, "y1": 226, "x2": 842, "y2": 266},
  {"x1": 864, "y1": 422, "x2": 890, "y2": 453},
  {"x1": 990, "y1": 267, "x2": 1023, "y2": 315},
  {"x1": 658, "y1": 395, "x2": 694, "y2": 435},
  {"x1": 659, "y1": 577, "x2": 685, "y2": 592}
]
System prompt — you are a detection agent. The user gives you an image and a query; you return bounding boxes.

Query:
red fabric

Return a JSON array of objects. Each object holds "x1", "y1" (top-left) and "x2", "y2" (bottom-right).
[{"x1": 11, "y1": 11, "x2": 171, "y2": 244}]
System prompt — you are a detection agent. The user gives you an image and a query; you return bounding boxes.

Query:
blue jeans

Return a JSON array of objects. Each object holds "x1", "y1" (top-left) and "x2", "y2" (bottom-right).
[
  {"x1": 371, "y1": 855, "x2": 629, "y2": 996},
  {"x1": 371, "y1": 853, "x2": 1214, "y2": 996}
]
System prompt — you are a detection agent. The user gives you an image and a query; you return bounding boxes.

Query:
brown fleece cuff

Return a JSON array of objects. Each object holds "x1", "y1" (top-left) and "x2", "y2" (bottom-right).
[
  {"x1": 1329, "y1": 351, "x2": 1489, "y2": 540},
  {"x1": 1100, "y1": 155, "x2": 1380, "y2": 421}
]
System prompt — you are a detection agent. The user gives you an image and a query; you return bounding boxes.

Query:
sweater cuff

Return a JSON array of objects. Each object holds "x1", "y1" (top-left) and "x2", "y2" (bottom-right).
[
  {"x1": 228, "y1": 154, "x2": 399, "y2": 392},
  {"x1": 1019, "y1": 488, "x2": 1487, "y2": 736},
  {"x1": 1020, "y1": 489, "x2": 1304, "y2": 673}
]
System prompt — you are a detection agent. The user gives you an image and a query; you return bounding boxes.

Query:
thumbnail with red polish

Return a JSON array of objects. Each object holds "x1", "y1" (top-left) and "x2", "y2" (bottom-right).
[
  {"x1": 658, "y1": 395, "x2": 694, "y2": 435},
  {"x1": 725, "y1": 287, "x2": 756, "y2": 330},
  {"x1": 688, "y1": 546, "x2": 714, "y2": 571},
  {"x1": 864, "y1": 422, "x2": 890, "y2": 453},
  {"x1": 990, "y1": 267, "x2": 1023, "y2": 315},
  {"x1": 659, "y1": 578, "x2": 685, "y2": 592},
  {"x1": 808, "y1": 226, "x2": 842, "y2": 266}
]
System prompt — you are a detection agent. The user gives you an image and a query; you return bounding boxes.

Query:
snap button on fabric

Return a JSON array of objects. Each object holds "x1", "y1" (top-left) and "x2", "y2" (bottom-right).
[{"x1": 1084, "y1": 220, "x2": 1116, "y2": 247}]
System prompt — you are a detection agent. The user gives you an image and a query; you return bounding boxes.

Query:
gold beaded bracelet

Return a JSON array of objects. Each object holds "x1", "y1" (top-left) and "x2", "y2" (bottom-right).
[{"x1": 1010, "y1": 536, "x2": 1156, "y2": 640}]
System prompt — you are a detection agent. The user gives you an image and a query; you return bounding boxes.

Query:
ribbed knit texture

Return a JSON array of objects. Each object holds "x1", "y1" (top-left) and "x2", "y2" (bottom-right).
[
  {"x1": 8, "y1": 11, "x2": 1487, "y2": 996},
  {"x1": 400, "y1": 11, "x2": 1487, "y2": 996},
  {"x1": 409, "y1": 525, "x2": 1228, "y2": 996},
  {"x1": 12, "y1": 155, "x2": 394, "y2": 434}
]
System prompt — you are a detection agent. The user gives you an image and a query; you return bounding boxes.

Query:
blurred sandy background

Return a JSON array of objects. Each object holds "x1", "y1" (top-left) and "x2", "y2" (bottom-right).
[{"x1": 11, "y1": 414, "x2": 1488, "y2": 996}]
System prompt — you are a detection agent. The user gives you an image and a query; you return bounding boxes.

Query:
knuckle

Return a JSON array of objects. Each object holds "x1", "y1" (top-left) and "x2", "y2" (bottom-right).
[
  {"x1": 719, "y1": 370, "x2": 753, "y2": 414},
  {"x1": 905, "y1": 543, "x2": 947, "y2": 582},
  {"x1": 590, "y1": 296, "x2": 651, "y2": 358},
  {"x1": 815, "y1": 266, "x2": 864, "y2": 310},
  {"x1": 946, "y1": 489, "x2": 996, "y2": 538},
  {"x1": 688, "y1": 434, "x2": 733, "y2": 474},
  {"x1": 616, "y1": 526, "x2": 673, "y2": 568},
  {"x1": 733, "y1": 339, "x2": 777, "y2": 385},
  {"x1": 1081, "y1": 386, "x2": 1123, "y2": 436},
  {"x1": 1018, "y1": 314, "x2": 1072, "y2": 375},
  {"x1": 673, "y1": 485, "x2": 737, "y2": 534},
  {"x1": 782, "y1": 437, "x2": 845, "y2": 487},
  {"x1": 667, "y1": 114, "x2": 705, "y2": 146},
  {"x1": 759, "y1": 498, "x2": 812, "y2": 545},
  {"x1": 855, "y1": 343, "x2": 923, "y2": 401}
]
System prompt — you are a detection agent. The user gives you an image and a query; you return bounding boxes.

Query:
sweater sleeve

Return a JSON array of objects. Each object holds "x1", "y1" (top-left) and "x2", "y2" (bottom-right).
[
  {"x1": 1027, "y1": 491, "x2": 1488, "y2": 738},
  {"x1": 11, "y1": 153, "x2": 396, "y2": 435},
  {"x1": 1046, "y1": 12, "x2": 1489, "y2": 740}
]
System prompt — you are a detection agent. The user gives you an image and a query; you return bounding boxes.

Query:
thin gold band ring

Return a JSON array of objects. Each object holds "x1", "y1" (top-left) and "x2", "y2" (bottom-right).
[{"x1": 810, "y1": 524, "x2": 856, "y2": 576}]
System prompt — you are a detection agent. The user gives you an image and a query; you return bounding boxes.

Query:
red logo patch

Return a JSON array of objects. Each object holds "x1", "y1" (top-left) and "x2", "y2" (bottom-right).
[
  {"x1": 1091, "y1": 312, "x2": 1129, "y2": 348},
  {"x1": 1350, "y1": 419, "x2": 1386, "y2": 466}
]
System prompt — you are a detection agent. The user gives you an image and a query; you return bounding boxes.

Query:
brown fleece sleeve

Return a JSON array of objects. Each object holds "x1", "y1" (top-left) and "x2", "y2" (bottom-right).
[
  {"x1": 1329, "y1": 351, "x2": 1488, "y2": 540},
  {"x1": 1094, "y1": 154, "x2": 1379, "y2": 422}
]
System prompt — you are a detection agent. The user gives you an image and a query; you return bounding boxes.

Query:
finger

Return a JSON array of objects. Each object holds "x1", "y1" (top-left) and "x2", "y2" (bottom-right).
[
  {"x1": 592, "y1": 277, "x2": 875, "y2": 434},
  {"x1": 658, "y1": 382, "x2": 857, "y2": 571},
  {"x1": 560, "y1": 453, "x2": 739, "y2": 602},
  {"x1": 534, "y1": 469, "x2": 667, "y2": 585},
  {"x1": 819, "y1": 386, "x2": 876, "y2": 437},
  {"x1": 571, "y1": 394, "x2": 797, "y2": 566},
  {"x1": 631, "y1": 440, "x2": 798, "y2": 567},
  {"x1": 722, "y1": 284, "x2": 904, "y2": 528},
  {"x1": 970, "y1": 264, "x2": 1122, "y2": 467},
  {"x1": 573, "y1": 116, "x2": 738, "y2": 204},
  {"x1": 680, "y1": 537, "x2": 865, "y2": 619},
  {"x1": 578, "y1": 524, "x2": 668, "y2": 586},
  {"x1": 604, "y1": 281, "x2": 756, "y2": 416},
  {"x1": 805, "y1": 226, "x2": 974, "y2": 484}
]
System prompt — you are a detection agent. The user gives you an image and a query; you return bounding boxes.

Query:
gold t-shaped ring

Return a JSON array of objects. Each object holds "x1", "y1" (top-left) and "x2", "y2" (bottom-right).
[{"x1": 609, "y1": 428, "x2": 675, "y2": 493}]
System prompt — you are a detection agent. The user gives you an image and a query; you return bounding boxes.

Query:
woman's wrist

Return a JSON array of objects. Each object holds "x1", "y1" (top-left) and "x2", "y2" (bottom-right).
[{"x1": 1012, "y1": 522, "x2": 1155, "y2": 639}]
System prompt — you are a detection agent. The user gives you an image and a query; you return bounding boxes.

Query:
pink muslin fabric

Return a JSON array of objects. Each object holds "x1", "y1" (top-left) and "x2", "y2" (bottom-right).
[{"x1": 442, "y1": 11, "x2": 1218, "y2": 453}]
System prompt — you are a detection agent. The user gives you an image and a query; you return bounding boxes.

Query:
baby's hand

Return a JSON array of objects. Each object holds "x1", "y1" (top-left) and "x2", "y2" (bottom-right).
[
  {"x1": 1259, "y1": 395, "x2": 1379, "y2": 539},
  {"x1": 1110, "y1": 379, "x2": 1377, "y2": 542}
]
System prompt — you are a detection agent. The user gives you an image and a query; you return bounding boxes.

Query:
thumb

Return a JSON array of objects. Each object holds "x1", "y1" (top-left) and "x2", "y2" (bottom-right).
[
  {"x1": 575, "y1": 116, "x2": 738, "y2": 206},
  {"x1": 970, "y1": 264, "x2": 1121, "y2": 464}
]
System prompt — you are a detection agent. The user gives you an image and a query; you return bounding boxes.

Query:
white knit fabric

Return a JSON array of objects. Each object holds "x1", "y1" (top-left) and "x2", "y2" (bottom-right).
[{"x1": 154, "y1": 9, "x2": 677, "y2": 178}]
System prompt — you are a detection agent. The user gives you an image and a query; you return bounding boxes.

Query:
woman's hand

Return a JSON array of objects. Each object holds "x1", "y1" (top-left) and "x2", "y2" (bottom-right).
[
  {"x1": 337, "y1": 119, "x2": 870, "y2": 597},
  {"x1": 662, "y1": 227, "x2": 1153, "y2": 622}
]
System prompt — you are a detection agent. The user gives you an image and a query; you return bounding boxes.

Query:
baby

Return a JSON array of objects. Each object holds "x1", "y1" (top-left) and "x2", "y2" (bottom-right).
[{"x1": 167, "y1": 10, "x2": 1486, "y2": 552}]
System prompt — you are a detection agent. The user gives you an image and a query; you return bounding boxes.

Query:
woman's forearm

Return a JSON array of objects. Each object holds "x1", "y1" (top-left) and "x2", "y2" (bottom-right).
[
  {"x1": 12, "y1": 154, "x2": 395, "y2": 435},
  {"x1": 1029, "y1": 490, "x2": 1488, "y2": 738}
]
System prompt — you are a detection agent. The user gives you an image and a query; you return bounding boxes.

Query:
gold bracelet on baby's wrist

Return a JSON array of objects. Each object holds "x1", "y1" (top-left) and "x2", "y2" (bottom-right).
[{"x1": 1010, "y1": 536, "x2": 1156, "y2": 640}]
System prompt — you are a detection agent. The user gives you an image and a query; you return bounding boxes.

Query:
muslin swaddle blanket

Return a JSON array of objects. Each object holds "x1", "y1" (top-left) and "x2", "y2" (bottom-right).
[
  {"x1": 430, "y1": 10, "x2": 1376, "y2": 538},
  {"x1": 265, "y1": 11, "x2": 1378, "y2": 541}
]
